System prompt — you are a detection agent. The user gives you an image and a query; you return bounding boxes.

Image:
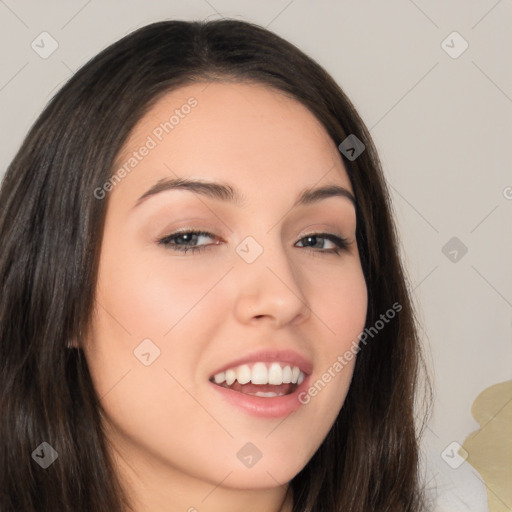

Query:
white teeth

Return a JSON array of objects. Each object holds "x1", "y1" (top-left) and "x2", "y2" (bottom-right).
[
  {"x1": 248, "y1": 391, "x2": 284, "y2": 398},
  {"x1": 236, "y1": 364, "x2": 251, "y2": 385},
  {"x1": 225, "y1": 369, "x2": 236, "y2": 386},
  {"x1": 214, "y1": 372, "x2": 225, "y2": 384},
  {"x1": 251, "y1": 362, "x2": 268, "y2": 384},
  {"x1": 268, "y1": 362, "x2": 283, "y2": 385},
  {"x1": 211, "y1": 362, "x2": 306, "y2": 387},
  {"x1": 282, "y1": 366, "x2": 292, "y2": 383}
]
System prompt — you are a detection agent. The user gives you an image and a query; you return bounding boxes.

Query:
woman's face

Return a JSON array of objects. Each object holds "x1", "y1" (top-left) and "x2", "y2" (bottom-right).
[{"x1": 83, "y1": 81, "x2": 367, "y2": 499}]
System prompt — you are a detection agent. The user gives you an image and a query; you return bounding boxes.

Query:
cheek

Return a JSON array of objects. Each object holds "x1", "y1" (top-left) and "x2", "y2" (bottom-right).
[
  {"x1": 86, "y1": 240, "x2": 231, "y2": 410},
  {"x1": 316, "y1": 258, "x2": 368, "y2": 347},
  {"x1": 299, "y1": 260, "x2": 367, "y2": 417},
  {"x1": 95, "y1": 237, "x2": 226, "y2": 342},
  {"x1": 84, "y1": 246, "x2": 223, "y2": 476}
]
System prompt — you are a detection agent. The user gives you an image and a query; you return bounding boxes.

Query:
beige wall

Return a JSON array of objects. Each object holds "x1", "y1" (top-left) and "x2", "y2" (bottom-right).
[{"x1": 1, "y1": 1, "x2": 510, "y2": 508}]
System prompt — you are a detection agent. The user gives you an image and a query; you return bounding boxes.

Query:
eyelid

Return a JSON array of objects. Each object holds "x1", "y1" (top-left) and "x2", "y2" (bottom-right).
[{"x1": 299, "y1": 228, "x2": 349, "y2": 241}]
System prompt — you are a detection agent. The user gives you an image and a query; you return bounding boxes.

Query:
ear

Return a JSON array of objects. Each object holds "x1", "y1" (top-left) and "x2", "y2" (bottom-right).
[
  {"x1": 67, "y1": 326, "x2": 85, "y2": 349},
  {"x1": 67, "y1": 339, "x2": 80, "y2": 349}
]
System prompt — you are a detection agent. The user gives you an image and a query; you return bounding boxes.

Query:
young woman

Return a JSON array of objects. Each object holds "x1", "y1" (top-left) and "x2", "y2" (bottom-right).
[{"x1": 0, "y1": 19, "x2": 431, "y2": 512}]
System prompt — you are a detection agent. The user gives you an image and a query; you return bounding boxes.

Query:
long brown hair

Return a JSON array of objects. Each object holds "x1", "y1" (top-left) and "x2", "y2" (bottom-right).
[{"x1": 0, "y1": 19, "x2": 431, "y2": 511}]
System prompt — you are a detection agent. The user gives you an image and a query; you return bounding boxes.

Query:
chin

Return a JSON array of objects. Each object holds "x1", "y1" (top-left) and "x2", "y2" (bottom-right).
[{"x1": 217, "y1": 463, "x2": 302, "y2": 490}]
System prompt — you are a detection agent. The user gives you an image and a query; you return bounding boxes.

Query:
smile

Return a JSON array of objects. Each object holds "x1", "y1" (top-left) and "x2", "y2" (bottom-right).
[
  {"x1": 209, "y1": 361, "x2": 311, "y2": 417},
  {"x1": 210, "y1": 361, "x2": 305, "y2": 390}
]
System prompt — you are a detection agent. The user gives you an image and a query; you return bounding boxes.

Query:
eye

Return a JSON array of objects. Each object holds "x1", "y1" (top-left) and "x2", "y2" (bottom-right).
[
  {"x1": 295, "y1": 233, "x2": 349, "y2": 255},
  {"x1": 157, "y1": 230, "x2": 349, "y2": 255},
  {"x1": 157, "y1": 230, "x2": 220, "y2": 254}
]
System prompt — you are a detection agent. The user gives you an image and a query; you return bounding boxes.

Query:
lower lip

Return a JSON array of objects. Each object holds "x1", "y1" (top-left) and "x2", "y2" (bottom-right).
[{"x1": 209, "y1": 377, "x2": 310, "y2": 418}]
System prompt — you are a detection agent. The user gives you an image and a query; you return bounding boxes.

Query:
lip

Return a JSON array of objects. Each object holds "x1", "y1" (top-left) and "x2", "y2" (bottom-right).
[
  {"x1": 209, "y1": 349, "x2": 313, "y2": 377},
  {"x1": 208, "y1": 349, "x2": 313, "y2": 418},
  {"x1": 209, "y1": 373, "x2": 311, "y2": 418}
]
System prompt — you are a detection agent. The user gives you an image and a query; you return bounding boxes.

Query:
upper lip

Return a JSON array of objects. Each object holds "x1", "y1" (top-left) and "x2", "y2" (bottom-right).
[{"x1": 209, "y1": 349, "x2": 313, "y2": 378}]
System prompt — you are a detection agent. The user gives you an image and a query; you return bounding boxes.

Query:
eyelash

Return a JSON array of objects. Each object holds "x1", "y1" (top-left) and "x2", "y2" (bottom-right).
[{"x1": 157, "y1": 230, "x2": 349, "y2": 256}]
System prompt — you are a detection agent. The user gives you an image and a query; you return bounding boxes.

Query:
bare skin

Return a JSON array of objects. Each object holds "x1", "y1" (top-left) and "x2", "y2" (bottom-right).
[{"x1": 82, "y1": 81, "x2": 368, "y2": 512}]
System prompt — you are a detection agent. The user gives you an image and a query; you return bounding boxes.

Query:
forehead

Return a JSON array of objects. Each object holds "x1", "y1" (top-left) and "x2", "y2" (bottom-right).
[{"x1": 111, "y1": 81, "x2": 353, "y2": 206}]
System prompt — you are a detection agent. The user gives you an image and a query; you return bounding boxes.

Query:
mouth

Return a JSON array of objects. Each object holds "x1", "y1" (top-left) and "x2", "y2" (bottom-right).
[
  {"x1": 208, "y1": 351, "x2": 312, "y2": 417},
  {"x1": 209, "y1": 361, "x2": 306, "y2": 397}
]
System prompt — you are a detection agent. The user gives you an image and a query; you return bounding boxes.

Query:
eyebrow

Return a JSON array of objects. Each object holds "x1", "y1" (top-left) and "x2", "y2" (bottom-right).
[{"x1": 133, "y1": 177, "x2": 356, "y2": 210}]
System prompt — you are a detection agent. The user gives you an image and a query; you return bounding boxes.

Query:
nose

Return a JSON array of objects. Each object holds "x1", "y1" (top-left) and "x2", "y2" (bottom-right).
[{"x1": 233, "y1": 243, "x2": 312, "y2": 329}]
